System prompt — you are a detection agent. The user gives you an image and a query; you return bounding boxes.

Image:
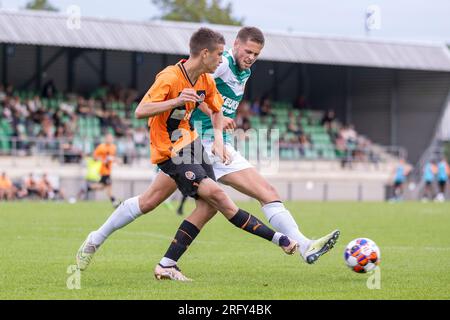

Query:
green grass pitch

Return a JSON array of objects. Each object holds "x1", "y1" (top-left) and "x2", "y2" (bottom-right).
[{"x1": 1, "y1": 201, "x2": 449, "y2": 300}]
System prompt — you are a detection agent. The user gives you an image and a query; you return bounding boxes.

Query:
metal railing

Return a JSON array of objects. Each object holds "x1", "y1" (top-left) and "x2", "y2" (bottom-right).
[
  {"x1": 0, "y1": 135, "x2": 403, "y2": 170},
  {"x1": 0, "y1": 136, "x2": 149, "y2": 166}
]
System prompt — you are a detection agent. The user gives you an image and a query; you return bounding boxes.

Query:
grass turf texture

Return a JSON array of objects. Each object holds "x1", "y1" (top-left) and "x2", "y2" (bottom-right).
[{"x1": 1, "y1": 201, "x2": 449, "y2": 300}]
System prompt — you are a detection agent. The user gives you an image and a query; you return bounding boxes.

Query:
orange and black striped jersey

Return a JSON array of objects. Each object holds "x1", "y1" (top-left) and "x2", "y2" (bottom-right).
[
  {"x1": 141, "y1": 59, "x2": 224, "y2": 164},
  {"x1": 94, "y1": 143, "x2": 116, "y2": 176}
]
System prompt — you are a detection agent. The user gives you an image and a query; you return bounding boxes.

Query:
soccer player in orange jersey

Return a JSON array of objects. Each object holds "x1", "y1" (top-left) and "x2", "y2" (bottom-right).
[
  {"x1": 93, "y1": 133, "x2": 119, "y2": 207},
  {"x1": 76, "y1": 28, "x2": 297, "y2": 280}
]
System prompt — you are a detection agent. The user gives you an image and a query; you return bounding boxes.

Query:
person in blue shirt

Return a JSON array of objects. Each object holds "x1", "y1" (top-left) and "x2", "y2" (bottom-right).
[
  {"x1": 392, "y1": 158, "x2": 411, "y2": 201},
  {"x1": 435, "y1": 157, "x2": 449, "y2": 202},
  {"x1": 422, "y1": 160, "x2": 437, "y2": 201}
]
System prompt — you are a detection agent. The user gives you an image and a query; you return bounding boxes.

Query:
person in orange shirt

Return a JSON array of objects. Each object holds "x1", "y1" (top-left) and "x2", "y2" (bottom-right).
[
  {"x1": 93, "y1": 133, "x2": 119, "y2": 207},
  {"x1": 76, "y1": 28, "x2": 297, "y2": 281},
  {"x1": 0, "y1": 172, "x2": 16, "y2": 201}
]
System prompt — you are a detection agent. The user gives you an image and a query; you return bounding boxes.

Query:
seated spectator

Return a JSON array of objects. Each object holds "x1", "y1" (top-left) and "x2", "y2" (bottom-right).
[
  {"x1": 110, "y1": 111, "x2": 127, "y2": 137},
  {"x1": 241, "y1": 118, "x2": 251, "y2": 131},
  {"x1": 27, "y1": 96, "x2": 43, "y2": 114},
  {"x1": 298, "y1": 134, "x2": 311, "y2": 156},
  {"x1": 13, "y1": 180, "x2": 28, "y2": 199},
  {"x1": 287, "y1": 111, "x2": 303, "y2": 136},
  {"x1": 260, "y1": 98, "x2": 272, "y2": 117},
  {"x1": 0, "y1": 172, "x2": 16, "y2": 201},
  {"x1": 38, "y1": 173, "x2": 66, "y2": 200},
  {"x1": 24, "y1": 173, "x2": 44, "y2": 199},
  {"x1": 250, "y1": 99, "x2": 261, "y2": 115},
  {"x1": 340, "y1": 124, "x2": 358, "y2": 145},
  {"x1": 75, "y1": 97, "x2": 90, "y2": 116}
]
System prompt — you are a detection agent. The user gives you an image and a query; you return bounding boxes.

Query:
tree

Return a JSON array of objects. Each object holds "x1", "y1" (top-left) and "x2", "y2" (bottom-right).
[
  {"x1": 152, "y1": 0, "x2": 243, "y2": 26},
  {"x1": 26, "y1": 0, "x2": 59, "y2": 12}
]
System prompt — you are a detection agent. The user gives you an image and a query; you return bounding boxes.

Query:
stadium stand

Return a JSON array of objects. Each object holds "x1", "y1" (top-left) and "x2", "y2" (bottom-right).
[{"x1": 0, "y1": 84, "x2": 387, "y2": 166}]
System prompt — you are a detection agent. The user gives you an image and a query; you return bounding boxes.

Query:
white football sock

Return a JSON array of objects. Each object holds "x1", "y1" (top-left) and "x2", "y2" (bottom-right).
[
  {"x1": 271, "y1": 232, "x2": 283, "y2": 246},
  {"x1": 159, "y1": 257, "x2": 177, "y2": 267},
  {"x1": 89, "y1": 196, "x2": 143, "y2": 247},
  {"x1": 262, "y1": 202, "x2": 311, "y2": 255}
]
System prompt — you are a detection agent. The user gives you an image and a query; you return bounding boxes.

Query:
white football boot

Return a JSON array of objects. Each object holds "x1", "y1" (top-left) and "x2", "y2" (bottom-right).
[
  {"x1": 302, "y1": 230, "x2": 340, "y2": 264},
  {"x1": 76, "y1": 232, "x2": 98, "y2": 271}
]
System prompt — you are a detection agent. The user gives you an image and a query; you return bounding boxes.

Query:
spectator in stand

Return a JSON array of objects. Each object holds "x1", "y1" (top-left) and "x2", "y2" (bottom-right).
[
  {"x1": 298, "y1": 134, "x2": 311, "y2": 156},
  {"x1": 287, "y1": 111, "x2": 303, "y2": 136},
  {"x1": 334, "y1": 130, "x2": 349, "y2": 168},
  {"x1": 24, "y1": 173, "x2": 45, "y2": 199},
  {"x1": 250, "y1": 98, "x2": 261, "y2": 115},
  {"x1": 38, "y1": 173, "x2": 66, "y2": 201},
  {"x1": 0, "y1": 172, "x2": 16, "y2": 201},
  {"x1": 38, "y1": 173, "x2": 52, "y2": 199},
  {"x1": 97, "y1": 108, "x2": 111, "y2": 132},
  {"x1": 110, "y1": 111, "x2": 127, "y2": 137},
  {"x1": 76, "y1": 97, "x2": 90, "y2": 116},
  {"x1": 241, "y1": 117, "x2": 251, "y2": 131},
  {"x1": 260, "y1": 98, "x2": 272, "y2": 117},
  {"x1": 233, "y1": 100, "x2": 251, "y2": 130},
  {"x1": 340, "y1": 124, "x2": 358, "y2": 144},
  {"x1": 321, "y1": 109, "x2": 336, "y2": 132},
  {"x1": 42, "y1": 79, "x2": 57, "y2": 99},
  {"x1": 11, "y1": 96, "x2": 29, "y2": 119},
  {"x1": 13, "y1": 179, "x2": 28, "y2": 200}
]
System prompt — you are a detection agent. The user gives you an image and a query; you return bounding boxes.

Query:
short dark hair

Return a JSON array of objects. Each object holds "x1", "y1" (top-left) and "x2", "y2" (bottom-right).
[
  {"x1": 237, "y1": 27, "x2": 265, "y2": 45},
  {"x1": 190, "y1": 28, "x2": 225, "y2": 57}
]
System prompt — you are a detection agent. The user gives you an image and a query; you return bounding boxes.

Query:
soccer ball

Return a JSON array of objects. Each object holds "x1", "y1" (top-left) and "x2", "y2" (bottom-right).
[{"x1": 344, "y1": 238, "x2": 380, "y2": 273}]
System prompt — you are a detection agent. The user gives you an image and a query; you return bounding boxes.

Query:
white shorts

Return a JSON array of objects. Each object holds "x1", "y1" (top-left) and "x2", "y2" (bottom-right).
[{"x1": 202, "y1": 140, "x2": 253, "y2": 180}]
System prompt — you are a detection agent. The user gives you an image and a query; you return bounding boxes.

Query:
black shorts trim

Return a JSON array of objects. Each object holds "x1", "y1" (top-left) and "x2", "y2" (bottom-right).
[{"x1": 99, "y1": 175, "x2": 112, "y2": 186}]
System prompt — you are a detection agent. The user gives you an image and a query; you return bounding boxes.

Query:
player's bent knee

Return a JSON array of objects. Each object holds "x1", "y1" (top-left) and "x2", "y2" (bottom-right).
[
  {"x1": 209, "y1": 187, "x2": 229, "y2": 204},
  {"x1": 139, "y1": 196, "x2": 158, "y2": 214}
]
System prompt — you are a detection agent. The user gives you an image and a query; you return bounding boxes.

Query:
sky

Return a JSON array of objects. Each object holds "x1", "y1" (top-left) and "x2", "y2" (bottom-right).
[{"x1": 1, "y1": 0, "x2": 449, "y2": 43}]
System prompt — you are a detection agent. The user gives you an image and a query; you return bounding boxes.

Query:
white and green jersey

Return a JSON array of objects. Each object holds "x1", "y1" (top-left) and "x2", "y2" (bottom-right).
[{"x1": 191, "y1": 49, "x2": 251, "y2": 143}]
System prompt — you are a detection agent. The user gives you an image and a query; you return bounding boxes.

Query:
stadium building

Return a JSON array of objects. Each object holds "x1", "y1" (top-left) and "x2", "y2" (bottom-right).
[{"x1": 1, "y1": 9, "x2": 450, "y2": 201}]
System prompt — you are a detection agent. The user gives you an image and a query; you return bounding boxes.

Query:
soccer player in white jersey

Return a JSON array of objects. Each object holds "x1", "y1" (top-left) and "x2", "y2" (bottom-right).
[{"x1": 76, "y1": 27, "x2": 339, "y2": 279}]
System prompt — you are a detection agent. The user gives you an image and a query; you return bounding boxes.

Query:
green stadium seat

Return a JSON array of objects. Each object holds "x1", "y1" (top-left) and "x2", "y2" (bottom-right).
[{"x1": 304, "y1": 148, "x2": 318, "y2": 160}]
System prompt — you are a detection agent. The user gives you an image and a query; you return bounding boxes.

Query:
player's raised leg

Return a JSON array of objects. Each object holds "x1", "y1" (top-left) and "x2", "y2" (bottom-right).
[
  {"x1": 155, "y1": 182, "x2": 297, "y2": 281},
  {"x1": 197, "y1": 178, "x2": 296, "y2": 253},
  {"x1": 76, "y1": 172, "x2": 177, "y2": 270},
  {"x1": 220, "y1": 167, "x2": 339, "y2": 264}
]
